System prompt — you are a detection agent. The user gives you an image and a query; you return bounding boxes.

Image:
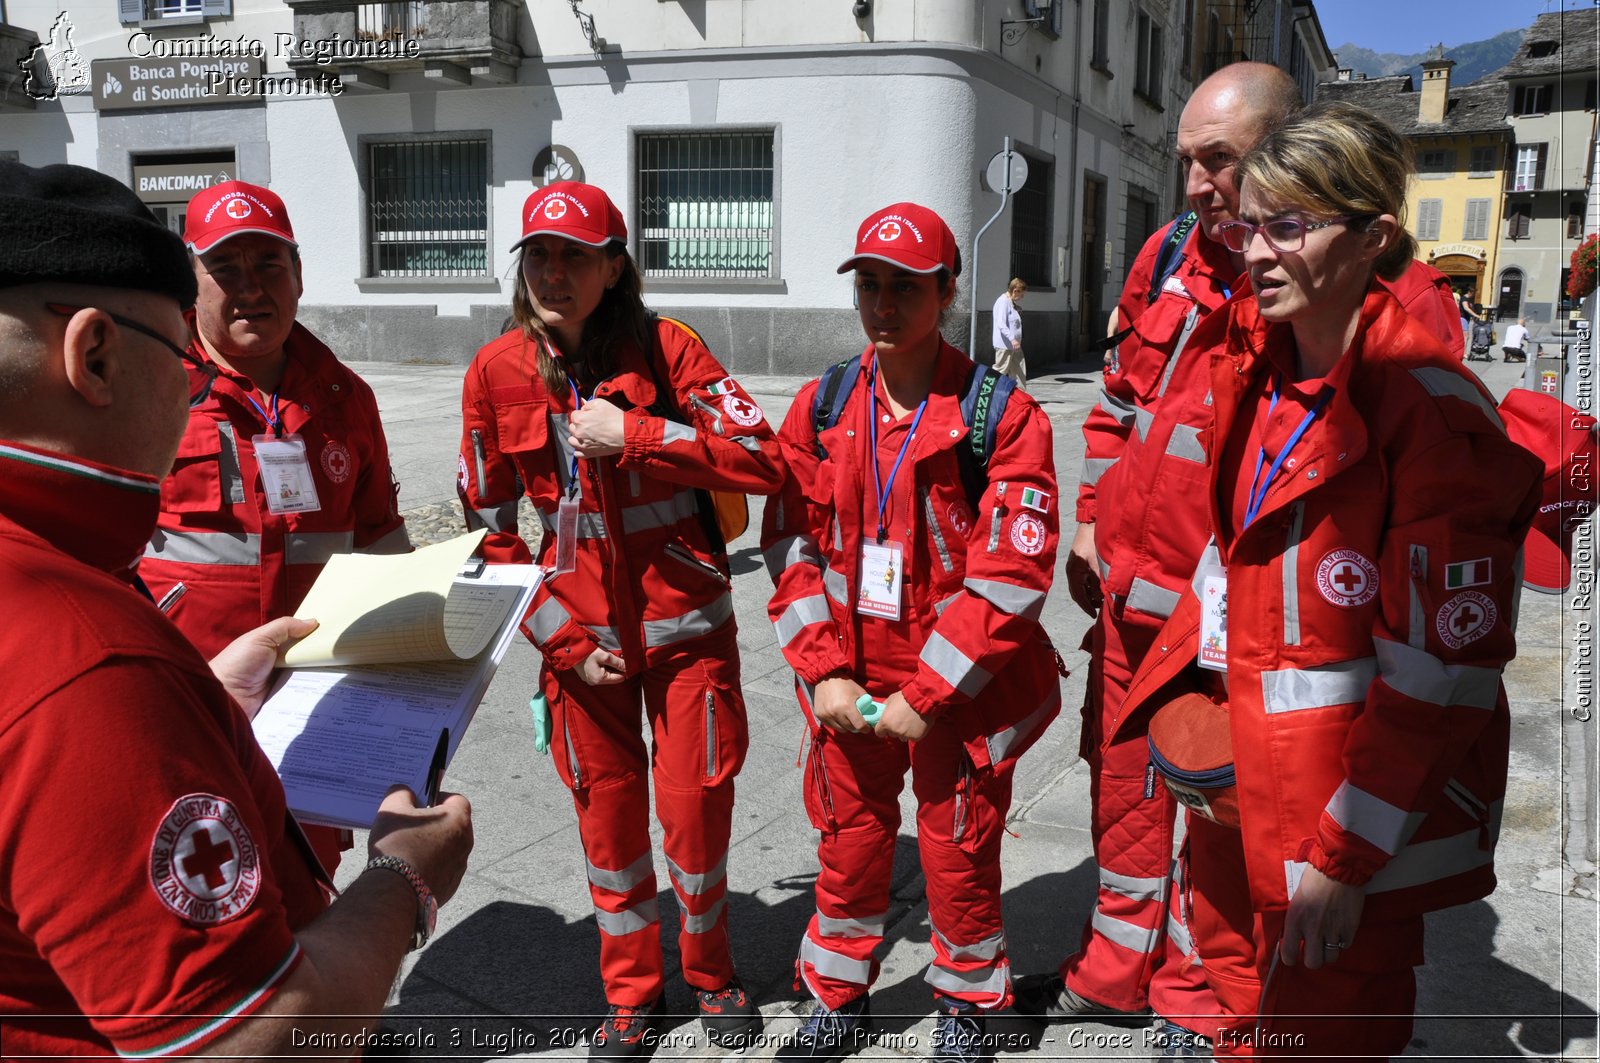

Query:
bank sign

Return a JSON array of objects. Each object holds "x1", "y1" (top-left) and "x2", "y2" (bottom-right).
[{"x1": 91, "y1": 56, "x2": 265, "y2": 110}]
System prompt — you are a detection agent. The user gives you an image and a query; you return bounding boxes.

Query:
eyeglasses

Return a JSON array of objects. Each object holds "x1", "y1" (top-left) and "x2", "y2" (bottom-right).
[
  {"x1": 47, "y1": 303, "x2": 216, "y2": 408},
  {"x1": 1217, "y1": 216, "x2": 1354, "y2": 254}
]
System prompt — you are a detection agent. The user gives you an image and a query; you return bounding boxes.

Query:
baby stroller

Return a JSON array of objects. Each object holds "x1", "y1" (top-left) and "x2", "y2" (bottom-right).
[{"x1": 1467, "y1": 320, "x2": 1495, "y2": 362}]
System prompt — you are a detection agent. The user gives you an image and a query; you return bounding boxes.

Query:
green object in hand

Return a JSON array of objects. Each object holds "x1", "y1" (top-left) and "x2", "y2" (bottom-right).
[
  {"x1": 855, "y1": 693, "x2": 884, "y2": 727},
  {"x1": 530, "y1": 693, "x2": 551, "y2": 754}
]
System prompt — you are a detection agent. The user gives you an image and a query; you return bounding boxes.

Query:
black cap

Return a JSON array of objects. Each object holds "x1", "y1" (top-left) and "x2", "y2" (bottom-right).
[{"x1": 0, "y1": 161, "x2": 196, "y2": 308}]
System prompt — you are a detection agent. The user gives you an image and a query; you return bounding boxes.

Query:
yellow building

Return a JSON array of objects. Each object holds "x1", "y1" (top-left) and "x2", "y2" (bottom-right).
[{"x1": 1320, "y1": 58, "x2": 1512, "y2": 306}]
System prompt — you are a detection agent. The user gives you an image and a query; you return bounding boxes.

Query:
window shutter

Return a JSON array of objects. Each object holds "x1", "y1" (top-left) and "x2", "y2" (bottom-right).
[
  {"x1": 1152, "y1": 26, "x2": 1163, "y2": 98},
  {"x1": 1535, "y1": 144, "x2": 1548, "y2": 190},
  {"x1": 1464, "y1": 199, "x2": 1489, "y2": 240},
  {"x1": 119, "y1": 0, "x2": 144, "y2": 24},
  {"x1": 1509, "y1": 206, "x2": 1531, "y2": 240},
  {"x1": 201, "y1": 0, "x2": 232, "y2": 17},
  {"x1": 1418, "y1": 199, "x2": 1442, "y2": 241}
]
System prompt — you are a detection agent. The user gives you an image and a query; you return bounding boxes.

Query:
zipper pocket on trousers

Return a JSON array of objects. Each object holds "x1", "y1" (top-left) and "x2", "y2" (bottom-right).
[
  {"x1": 470, "y1": 428, "x2": 489, "y2": 498},
  {"x1": 704, "y1": 689, "x2": 718, "y2": 780},
  {"x1": 665, "y1": 542, "x2": 730, "y2": 586}
]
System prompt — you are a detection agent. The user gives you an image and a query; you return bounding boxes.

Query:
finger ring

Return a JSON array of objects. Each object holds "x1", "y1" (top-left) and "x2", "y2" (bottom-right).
[{"x1": 1323, "y1": 940, "x2": 1348, "y2": 951}]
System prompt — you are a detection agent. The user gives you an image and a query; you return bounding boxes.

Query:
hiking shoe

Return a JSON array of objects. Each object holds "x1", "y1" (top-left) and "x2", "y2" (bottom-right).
[
  {"x1": 1009, "y1": 973, "x2": 1149, "y2": 1026},
  {"x1": 1153, "y1": 1018, "x2": 1213, "y2": 1059},
  {"x1": 931, "y1": 998, "x2": 991, "y2": 1063},
  {"x1": 775, "y1": 995, "x2": 871, "y2": 1063},
  {"x1": 698, "y1": 979, "x2": 763, "y2": 1048},
  {"x1": 588, "y1": 996, "x2": 665, "y2": 1060}
]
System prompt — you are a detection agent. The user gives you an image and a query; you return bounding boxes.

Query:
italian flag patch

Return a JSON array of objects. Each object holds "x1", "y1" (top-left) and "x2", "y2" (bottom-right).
[
  {"x1": 706, "y1": 377, "x2": 737, "y2": 396},
  {"x1": 1445, "y1": 558, "x2": 1491, "y2": 589},
  {"x1": 1019, "y1": 487, "x2": 1051, "y2": 513}
]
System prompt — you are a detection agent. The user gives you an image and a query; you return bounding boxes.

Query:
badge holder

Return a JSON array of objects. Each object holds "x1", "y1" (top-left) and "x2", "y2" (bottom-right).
[
  {"x1": 255, "y1": 434, "x2": 322, "y2": 515},
  {"x1": 856, "y1": 539, "x2": 905, "y2": 621},
  {"x1": 1197, "y1": 557, "x2": 1229, "y2": 672},
  {"x1": 554, "y1": 491, "x2": 579, "y2": 575}
]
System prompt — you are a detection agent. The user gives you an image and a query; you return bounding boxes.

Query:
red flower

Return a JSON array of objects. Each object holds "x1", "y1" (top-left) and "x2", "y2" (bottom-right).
[{"x1": 1569, "y1": 233, "x2": 1600, "y2": 302}]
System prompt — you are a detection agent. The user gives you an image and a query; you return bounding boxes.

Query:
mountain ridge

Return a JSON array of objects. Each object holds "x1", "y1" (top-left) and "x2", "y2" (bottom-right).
[{"x1": 1330, "y1": 29, "x2": 1525, "y2": 88}]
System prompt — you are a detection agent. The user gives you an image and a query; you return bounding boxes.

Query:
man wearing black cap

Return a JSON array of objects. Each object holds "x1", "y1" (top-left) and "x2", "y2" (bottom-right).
[{"x1": 0, "y1": 160, "x2": 472, "y2": 1058}]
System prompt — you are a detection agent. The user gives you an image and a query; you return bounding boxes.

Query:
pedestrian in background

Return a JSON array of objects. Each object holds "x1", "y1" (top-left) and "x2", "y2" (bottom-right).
[
  {"x1": 763, "y1": 202, "x2": 1061, "y2": 1063},
  {"x1": 991, "y1": 277, "x2": 1027, "y2": 389},
  {"x1": 459, "y1": 181, "x2": 781, "y2": 1058},
  {"x1": 1502, "y1": 316, "x2": 1530, "y2": 362}
]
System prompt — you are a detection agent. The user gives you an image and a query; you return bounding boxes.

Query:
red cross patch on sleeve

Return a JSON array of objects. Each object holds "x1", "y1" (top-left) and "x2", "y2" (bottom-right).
[{"x1": 148, "y1": 794, "x2": 262, "y2": 926}]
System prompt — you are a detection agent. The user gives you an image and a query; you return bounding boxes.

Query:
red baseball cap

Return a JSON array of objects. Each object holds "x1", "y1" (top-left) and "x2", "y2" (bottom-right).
[
  {"x1": 1499, "y1": 387, "x2": 1598, "y2": 594},
  {"x1": 512, "y1": 181, "x2": 626, "y2": 251},
  {"x1": 184, "y1": 181, "x2": 296, "y2": 254},
  {"x1": 837, "y1": 202, "x2": 960, "y2": 275}
]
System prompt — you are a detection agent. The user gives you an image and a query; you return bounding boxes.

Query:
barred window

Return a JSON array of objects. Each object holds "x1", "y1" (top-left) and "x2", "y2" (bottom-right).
[
  {"x1": 367, "y1": 137, "x2": 489, "y2": 278},
  {"x1": 636, "y1": 131, "x2": 775, "y2": 279},
  {"x1": 1009, "y1": 152, "x2": 1053, "y2": 289}
]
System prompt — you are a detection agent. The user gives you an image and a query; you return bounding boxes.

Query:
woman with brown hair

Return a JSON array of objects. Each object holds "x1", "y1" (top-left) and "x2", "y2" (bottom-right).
[{"x1": 458, "y1": 181, "x2": 783, "y2": 1058}]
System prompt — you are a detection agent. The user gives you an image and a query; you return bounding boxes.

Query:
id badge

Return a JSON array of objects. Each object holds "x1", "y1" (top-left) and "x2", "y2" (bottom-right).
[
  {"x1": 253, "y1": 434, "x2": 321, "y2": 515},
  {"x1": 856, "y1": 540, "x2": 904, "y2": 621},
  {"x1": 554, "y1": 495, "x2": 579, "y2": 575},
  {"x1": 1197, "y1": 565, "x2": 1229, "y2": 672}
]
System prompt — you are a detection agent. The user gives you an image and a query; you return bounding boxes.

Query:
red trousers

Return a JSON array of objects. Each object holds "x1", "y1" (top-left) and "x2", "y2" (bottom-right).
[
  {"x1": 545, "y1": 624, "x2": 749, "y2": 1005},
  {"x1": 1187, "y1": 814, "x2": 1424, "y2": 1059},
  {"x1": 798, "y1": 703, "x2": 1016, "y2": 1012},
  {"x1": 1063, "y1": 606, "x2": 1215, "y2": 1021}
]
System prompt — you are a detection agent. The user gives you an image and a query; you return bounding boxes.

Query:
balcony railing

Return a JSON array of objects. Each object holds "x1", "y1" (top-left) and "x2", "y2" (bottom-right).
[{"x1": 285, "y1": 0, "x2": 523, "y2": 87}]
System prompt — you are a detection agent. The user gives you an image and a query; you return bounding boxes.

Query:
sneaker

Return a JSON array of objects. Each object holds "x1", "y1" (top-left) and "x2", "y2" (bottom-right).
[
  {"x1": 1153, "y1": 1018, "x2": 1212, "y2": 1059},
  {"x1": 775, "y1": 995, "x2": 871, "y2": 1063},
  {"x1": 931, "y1": 999, "x2": 991, "y2": 1063},
  {"x1": 698, "y1": 979, "x2": 763, "y2": 1048},
  {"x1": 1009, "y1": 973, "x2": 1149, "y2": 1027},
  {"x1": 588, "y1": 996, "x2": 665, "y2": 1061}
]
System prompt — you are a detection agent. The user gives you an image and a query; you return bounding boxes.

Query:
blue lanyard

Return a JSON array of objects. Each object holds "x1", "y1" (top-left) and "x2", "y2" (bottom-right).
[
  {"x1": 245, "y1": 389, "x2": 282, "y2": 438},
  {"x1": 1242, "y1": 375, "x2": 1331, "y2": 530},
  {"x1": 564, "y1": 375, "x2": 585, "y2": 498},
  {"x1": 867, "y1": 365, "x2": 928, "y2": 544}
]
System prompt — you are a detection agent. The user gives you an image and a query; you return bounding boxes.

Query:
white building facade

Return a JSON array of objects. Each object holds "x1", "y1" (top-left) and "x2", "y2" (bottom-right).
[{"x1": 0, "y1": 0, "x2": 1328, "y2": 369}]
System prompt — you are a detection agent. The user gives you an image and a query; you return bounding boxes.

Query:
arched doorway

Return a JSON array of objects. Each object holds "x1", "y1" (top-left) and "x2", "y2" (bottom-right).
[{"x1": 1497, "y1": 267, "x2": 1524, "y2": 321}]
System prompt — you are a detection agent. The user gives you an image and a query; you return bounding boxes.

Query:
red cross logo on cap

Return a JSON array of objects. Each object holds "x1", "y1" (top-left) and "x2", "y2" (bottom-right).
[
  {"x1": 878, "y1": 220, "x2": 903, "y2": 242},
  {"x1": 543, "y1": 198, "x2": 568, "y2": 221},
  {"x1": 225, "y1": 198, "x2": 251, "y2": 220}
]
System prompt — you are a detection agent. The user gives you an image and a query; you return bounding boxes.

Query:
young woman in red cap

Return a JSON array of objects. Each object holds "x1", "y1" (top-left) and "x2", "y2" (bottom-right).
[
  {"x1": 761, "y1": 203, "x2": 1062, "y2": 1063},
  {"x1": 458, "y1": 181, "x2": 782, "y2": 1057}
]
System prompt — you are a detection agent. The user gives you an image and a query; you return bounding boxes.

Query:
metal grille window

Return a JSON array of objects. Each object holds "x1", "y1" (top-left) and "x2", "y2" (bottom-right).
[
  {"x1": 1009, "y1": 154, "x2": 1052, "y2": 289},
  {"x1": 637, "y1": 131, "x2": 775, "y2": 279},
  {"x1": 367, "y1": 138, "x2": 489, "y2": 278}
]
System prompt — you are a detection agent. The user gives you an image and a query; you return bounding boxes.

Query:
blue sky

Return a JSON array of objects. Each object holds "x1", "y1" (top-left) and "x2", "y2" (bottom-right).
[{"x1": 1315, "y1": 0, "x2": 1590, "y2": 55}]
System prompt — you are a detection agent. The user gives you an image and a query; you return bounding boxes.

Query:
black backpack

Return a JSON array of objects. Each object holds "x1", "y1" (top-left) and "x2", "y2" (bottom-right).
[{"x1": 810, "y1": 352, "x2": 1016, "y2": 507}]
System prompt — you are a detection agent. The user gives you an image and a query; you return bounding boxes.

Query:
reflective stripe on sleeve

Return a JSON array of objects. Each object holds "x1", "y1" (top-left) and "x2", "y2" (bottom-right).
[
  {"x1": 537, "y1": 507, "x2": 609, "y2": 539},
  {"x1": 1409, "y1": 367, "x2": 1504, "y2": 431},
  {"x1": 1133, "y1": 404, "x2": 1155, "y2": 443},
  {"x1": 1098, "y1": 388, "x2": 1137, "y2": 428},
  {"x1": 1081, "y1": 456, "x2": 1117, "y2": 487},
  {"x1": 145, "y1": 528, "x2": 260, "y2": 566},
  {"x1": 1125, "y1": 577, "x2": 1180, "y2": 619},
  {"x1": 1260, "y1": 657, "x2": 1377, "y2": 714},
  {"x1": 823, "y1": 564, "x2": 850, "y2": 606},
  {"x1": 524, "y1": 596, "x2": 575, "y2": 646},
  {"x1": 471, "y1": 501, "x2": 520, "y2": 534},
  {"x1": 775, "y1": 594, "x2": 833, "y2": 647},
  {"x1": 1325, "y1": 780, "x2": 1426, "y2": 856},
  {"x1": 1375, "y1": 638, "x2": 1501, "y2": 710},
  {"x1": 661, "y1": 422, "x2": 698, "y2": 447},
  {"x1": 361, "y1": 526, "x2": 413, "y2": 554},
  {"x1": 919, "y1": 632, "x2": 994, "y2": 698},
  {"x1": 621, "y1": 490, "x2": 701, "y2": 534},
  {"x1": 963, "y1": 577, "x2": 1047, "y2": 621},
  {"x1": 764, "y1": 534, "x2": 822, "y2": 580}
]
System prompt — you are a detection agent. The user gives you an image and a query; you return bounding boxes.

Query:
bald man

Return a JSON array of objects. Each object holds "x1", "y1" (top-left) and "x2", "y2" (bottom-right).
[{"x1": 1017, "y1": 63, "x2": 1461, "y2": 1055}]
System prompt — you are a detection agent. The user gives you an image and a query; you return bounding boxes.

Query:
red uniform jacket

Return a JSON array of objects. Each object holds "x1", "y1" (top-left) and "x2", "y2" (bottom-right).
[
  {"x1": 458, "y1": 319, "x2": 783, "y2": 673},
  {"x1": 1088, "y1": 215, "x2": 1463, "y2": 629},
  {"x1": 1119, "y1": 286, "x2": 1541, "y2": 920},
  {"x1": 0, "y1": 442, "x2": 326, "y2": 1057},
  {"x1": 762, "y1": 342, "x2": 1062, "y2": 771},
  {"x1": 142, "y1": 324, "x2": 409, "y2": 658}
]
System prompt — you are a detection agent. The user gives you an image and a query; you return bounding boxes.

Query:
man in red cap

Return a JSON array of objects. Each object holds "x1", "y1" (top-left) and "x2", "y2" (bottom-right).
[
  {"x1": 1499, "y1": 388, "x2": 1599, "y2": 593},
  {"x1": 0, "y1": 160, "x2": 471, "y2": 1059},
  {"x1": 140, "y1": 180, "x2": 411, "y2": 872}
]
